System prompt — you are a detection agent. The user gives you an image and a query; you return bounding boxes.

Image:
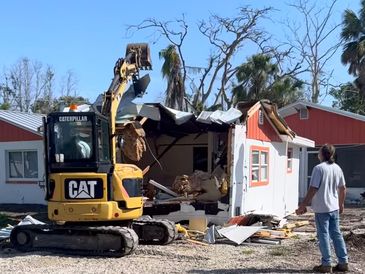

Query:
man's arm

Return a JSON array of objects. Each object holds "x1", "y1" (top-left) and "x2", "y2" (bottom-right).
[
  {"x1": 296, "y1": 186, "x2": 318, "y2": 215},
  {"x1": 338, "y1": 186, "x2": 346, "y2": 214}
]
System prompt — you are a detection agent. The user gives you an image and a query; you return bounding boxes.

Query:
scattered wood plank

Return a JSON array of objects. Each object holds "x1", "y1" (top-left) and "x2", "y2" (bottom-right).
[{"x1": 186, "y1": 239, "x2": 209, "y2": 246}]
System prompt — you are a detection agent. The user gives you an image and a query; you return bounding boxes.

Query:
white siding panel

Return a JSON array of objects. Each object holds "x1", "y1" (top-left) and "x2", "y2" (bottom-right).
[
  {"x1": 0, "y1": 140, "x2": 46, "y2": 204},
  {"x1": 242, "y1": 139, "x2": 300, "y2": 218}
]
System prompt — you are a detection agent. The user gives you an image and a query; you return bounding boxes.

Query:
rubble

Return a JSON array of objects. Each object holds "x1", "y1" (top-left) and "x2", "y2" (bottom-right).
[
  {"x1": 174, "y1": 213, "x2": 310, "y2": 247},
  {"x1": 344, "y1": 229, "x2": 365, "y2": 250},
  {"x1": 120, "y1": 121, "x2": 146, "y2": 161},
  {"x1": 0, "y1": 215, "x2": 45, "y2": 245},
  {"x1": 217, "y1": 225, "x2": 263, "y2": 245},
  {"x1": 148, "y1": 180, "x2": 179, "y2": 197},
  {"x1": 170, "y1": 168, "x2": 228, "y2": 201},
  {"x1": 0, "y1": 226, "x2": 12, "y2": 242}
]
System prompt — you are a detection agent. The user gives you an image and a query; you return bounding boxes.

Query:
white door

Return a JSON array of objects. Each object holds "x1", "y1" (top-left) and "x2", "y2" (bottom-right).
[{"x1": 229, "y1": 125, "x2": 246, "y2": 217}]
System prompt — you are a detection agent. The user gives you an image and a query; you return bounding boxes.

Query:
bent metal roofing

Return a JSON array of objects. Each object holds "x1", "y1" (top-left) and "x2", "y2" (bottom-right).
[{"x1": 0, "y1": 110, "x2": 44, "y2": 136}]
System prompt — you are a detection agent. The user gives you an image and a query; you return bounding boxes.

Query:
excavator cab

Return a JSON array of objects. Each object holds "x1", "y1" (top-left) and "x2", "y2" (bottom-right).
[
  {"x1": 46, "y1": 112, "x2": 111, "y2": 174},
  {"x1": 43, "y1": 110, "x2": 144, "y2": 220}
]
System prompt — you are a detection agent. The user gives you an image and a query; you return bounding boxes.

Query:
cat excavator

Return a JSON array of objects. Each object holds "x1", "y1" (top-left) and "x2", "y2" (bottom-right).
[{"x1": 10, "y1": 43, "x2": 177, "y2": 257}]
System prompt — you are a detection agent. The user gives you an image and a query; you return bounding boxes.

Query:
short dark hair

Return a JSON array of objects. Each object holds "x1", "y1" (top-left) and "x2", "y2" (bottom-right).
[{"x1": 320, "y1": 144, "x2": 336, "y2": 164}]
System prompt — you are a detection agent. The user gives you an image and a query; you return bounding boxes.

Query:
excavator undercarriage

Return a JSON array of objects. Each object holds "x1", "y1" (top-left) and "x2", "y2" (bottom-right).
[{"x1": 11, "y1": 219, "x2": 177, "y2": 257}]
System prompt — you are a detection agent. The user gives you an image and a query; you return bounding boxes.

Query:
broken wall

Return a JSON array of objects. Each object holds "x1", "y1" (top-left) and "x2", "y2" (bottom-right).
[{"x1": 139, "y1": 133, "x2": 209, "y2": 187}]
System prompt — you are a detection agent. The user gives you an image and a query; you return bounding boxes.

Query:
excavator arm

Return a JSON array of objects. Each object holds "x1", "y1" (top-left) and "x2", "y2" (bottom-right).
[{"x1": 101, "y1": 43, "x2": 152, "y2": 164}]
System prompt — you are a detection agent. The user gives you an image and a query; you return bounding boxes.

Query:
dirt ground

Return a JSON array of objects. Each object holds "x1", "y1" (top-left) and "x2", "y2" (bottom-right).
[{"x1": 0, "y1": 205, "x2": 364, "y2": 274}]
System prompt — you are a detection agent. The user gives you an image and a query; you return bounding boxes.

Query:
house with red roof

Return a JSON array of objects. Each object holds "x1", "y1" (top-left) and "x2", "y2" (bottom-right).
[
  {"x1": 0, "y1": 110, "x2": 46, "y2": 204},
  {"x1": 279, "y1": 101, "x2": 365, "y2": 203}
]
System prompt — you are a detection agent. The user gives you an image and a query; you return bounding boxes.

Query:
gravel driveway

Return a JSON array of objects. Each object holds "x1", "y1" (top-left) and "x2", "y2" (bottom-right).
[{"x1": 0, "y1": 207, "x2": 364, "y2": 273}]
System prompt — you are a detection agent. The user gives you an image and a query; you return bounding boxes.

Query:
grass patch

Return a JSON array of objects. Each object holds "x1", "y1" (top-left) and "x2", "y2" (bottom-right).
[
  {"x1": 241, "y1": 248, "x2": 255, "y2": 255},
  {"x1": 269, "y1": 246, "x2": 290, "y2": 257},
  {"x1": 0, "y1": 213, "x2": 11, "y2": 228}
]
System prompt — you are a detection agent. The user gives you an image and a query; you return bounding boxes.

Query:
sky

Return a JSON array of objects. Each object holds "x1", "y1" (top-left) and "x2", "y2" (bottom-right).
[{"x1": 0, "y1": 0, "x2": 358, "y2": 107}]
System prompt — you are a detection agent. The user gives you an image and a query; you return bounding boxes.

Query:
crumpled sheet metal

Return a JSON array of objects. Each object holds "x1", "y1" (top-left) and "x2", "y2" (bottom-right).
[{"x1": 0, "y1": 215, "x2": 45, "y2": 242}]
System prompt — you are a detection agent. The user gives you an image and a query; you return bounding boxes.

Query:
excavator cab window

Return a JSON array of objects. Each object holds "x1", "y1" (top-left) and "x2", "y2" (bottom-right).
[
  {"x1": 53, "y1": 116, "x2": 94, "y2": 162},
  {"x1": 46, "y1": 112, "x2": 112, "y2": 173},
  {"x1": 97, "y1": 118, "x2": 110, "y2": 162}
]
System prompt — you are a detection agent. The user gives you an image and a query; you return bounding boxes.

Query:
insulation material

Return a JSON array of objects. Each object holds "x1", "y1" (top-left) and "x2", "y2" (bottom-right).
[
  {"x1": 171, "y1": 167, "x2": 228, "y2": 201},
  {"x1": 121, "y1": 122, "x2": 146, "y2": 161}
]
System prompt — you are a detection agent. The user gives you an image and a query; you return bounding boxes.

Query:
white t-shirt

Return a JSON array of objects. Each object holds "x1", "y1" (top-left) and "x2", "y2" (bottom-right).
[{"x1": 310, "y1": 162, "x2": 346, "y2": 213}]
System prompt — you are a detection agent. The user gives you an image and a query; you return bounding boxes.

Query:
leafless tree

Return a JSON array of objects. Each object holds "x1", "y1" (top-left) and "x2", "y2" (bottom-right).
[
  {"x1": 1, "y1": 58, "x2": 57, "y2": 113},
  {"x1": 60, "y1": 70, "x2": 78, "y2": 97},
  {"x1": 195, "y1": 7, "x2": 272, "y2": 109},
  {"x1": 0, "y1": 75, "x2": 15, "y2": 109},
  {"x1": 128, "y1": 8, "x2": 272, "y2": 110},
  {"x1": 127, "y1": 16, "x2": 188, "y2": 109},
  {"x1": 284, "y1": 0, "x2": 342, "y2": 103},
  {"x1": 32, "y1": 66, "x2": 55, "y2": 113},
  {"x1": 4, "y1": 58, "x2": 45, "y2": 112}
]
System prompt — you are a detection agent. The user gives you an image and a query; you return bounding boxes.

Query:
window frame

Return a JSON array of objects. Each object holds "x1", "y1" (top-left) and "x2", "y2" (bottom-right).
[
  {"x1": 250, "y1": 146, "x2": 270, "y2": 187},
  {"x1": 6, "y1": 150, "x2": 39, "y2": 182},
  {"x1": 287, "y1": 147, "x2": 293, "y2": 173},
  {"x1": 299, "y1": 108, "x2": 309, "y2": 120}
]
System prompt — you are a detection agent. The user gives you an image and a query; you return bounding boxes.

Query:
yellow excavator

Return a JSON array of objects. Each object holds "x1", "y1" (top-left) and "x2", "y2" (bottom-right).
[{"x1": 10, "y1": 43, "x2": 177, "y2": 257}]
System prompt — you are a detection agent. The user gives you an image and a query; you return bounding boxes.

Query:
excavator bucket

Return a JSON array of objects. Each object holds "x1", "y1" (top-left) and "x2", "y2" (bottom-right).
[{"x1": 126, "y1": 43, "x2": 152, "y2": 70}]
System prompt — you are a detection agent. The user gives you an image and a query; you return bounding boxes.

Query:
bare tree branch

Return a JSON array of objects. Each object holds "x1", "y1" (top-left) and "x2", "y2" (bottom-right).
[{"x1": 285, "y1": 0, "x2": 342, "y2": 103}]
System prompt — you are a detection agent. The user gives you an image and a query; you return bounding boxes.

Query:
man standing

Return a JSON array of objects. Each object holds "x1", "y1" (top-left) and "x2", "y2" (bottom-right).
[{"x1": 296, "y1": 144, "x2": 348, "y2": 273}]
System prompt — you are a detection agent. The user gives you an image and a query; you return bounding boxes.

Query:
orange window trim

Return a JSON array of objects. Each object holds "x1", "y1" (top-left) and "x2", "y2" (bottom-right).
[
  {"x1": 250, "y1": 145, "x2": 270, "y2": 187},
  {"x1": 287, "y1": 148, "x2": 293, "y2": 174}
]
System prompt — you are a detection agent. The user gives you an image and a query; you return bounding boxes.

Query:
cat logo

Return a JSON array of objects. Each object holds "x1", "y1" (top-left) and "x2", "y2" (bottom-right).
[{"x1": 65, "y1": 179, "x2": 103, "y2": 199}]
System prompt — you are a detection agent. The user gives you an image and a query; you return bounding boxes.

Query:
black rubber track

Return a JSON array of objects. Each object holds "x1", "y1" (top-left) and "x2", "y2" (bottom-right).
[
  {"x1": 10, "y1": 224, "x2": 138, "y2": 257},
  {"x1": 132, "y1": 219, "x2": 178, "y2": 245}
]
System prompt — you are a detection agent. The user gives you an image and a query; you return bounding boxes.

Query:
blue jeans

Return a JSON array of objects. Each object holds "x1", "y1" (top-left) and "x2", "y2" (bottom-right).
[{"x1": 315, "y1": 210, "x2": 348, "y2": 266}]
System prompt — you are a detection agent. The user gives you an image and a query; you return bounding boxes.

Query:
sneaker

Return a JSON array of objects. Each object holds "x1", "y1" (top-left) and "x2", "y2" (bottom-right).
[
  {"x1": 333, "y1": 263, "x2": 349, "y2": 272},
  {"x1": 313, "y1": 265, "x2": 333, "y2": 273}
]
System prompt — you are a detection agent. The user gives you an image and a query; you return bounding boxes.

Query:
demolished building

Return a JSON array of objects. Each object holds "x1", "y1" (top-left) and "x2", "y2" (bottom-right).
[{"x1": 117, "y1": 100, "x2": 314, "y2": 225}]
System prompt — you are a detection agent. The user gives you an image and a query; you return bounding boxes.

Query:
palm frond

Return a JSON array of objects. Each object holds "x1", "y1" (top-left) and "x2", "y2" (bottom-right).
[{"x1": 341, "y1": 10, "x2": 362, "y2": 40}]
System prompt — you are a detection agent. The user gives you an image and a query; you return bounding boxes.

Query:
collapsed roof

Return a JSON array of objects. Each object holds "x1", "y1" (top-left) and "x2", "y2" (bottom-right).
[{"x1": 115, "y1": 99, "x2": 300, "y2": 140}]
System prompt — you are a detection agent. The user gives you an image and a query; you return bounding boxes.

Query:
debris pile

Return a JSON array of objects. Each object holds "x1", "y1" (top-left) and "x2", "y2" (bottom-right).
[
  {"x1": 344, "y1": 230, "x2": 365, "y2": 250},
  {"x1": 120, "y1": 121, "x2": 146, "y2": 162},
  {"x1": 150, "y1": 167, "x2": 228, "y2": 202},
  {"x1": 0, "y1": 215, "x2": 45, "y2": 251},
  {"x1": 175, "y1": 215, "x2": 310, "y2": 246}
]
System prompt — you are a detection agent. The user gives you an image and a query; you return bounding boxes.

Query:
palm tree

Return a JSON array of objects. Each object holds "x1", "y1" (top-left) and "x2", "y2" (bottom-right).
[
  {"x1": 232, "y1": 54, "x2": 303, "y2": 108},
  {"x1": 159, "y1": 45, "x2": 185, "y2": 110},
  {"x1": 341, "y1": 1, "x2": 365, "y2": 96}
]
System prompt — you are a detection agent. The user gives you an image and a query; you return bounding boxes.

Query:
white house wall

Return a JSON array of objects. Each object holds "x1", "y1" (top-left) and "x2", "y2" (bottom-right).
[
  {"x1": 0, "y1": 140, "x2": 46, "y2": 204},
  {"x1": 229, "y1": 125, "x2": 246, "y2": 217},
  {"x1": 241, "y1": 139, "x2": 300, "y2": 218}
]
